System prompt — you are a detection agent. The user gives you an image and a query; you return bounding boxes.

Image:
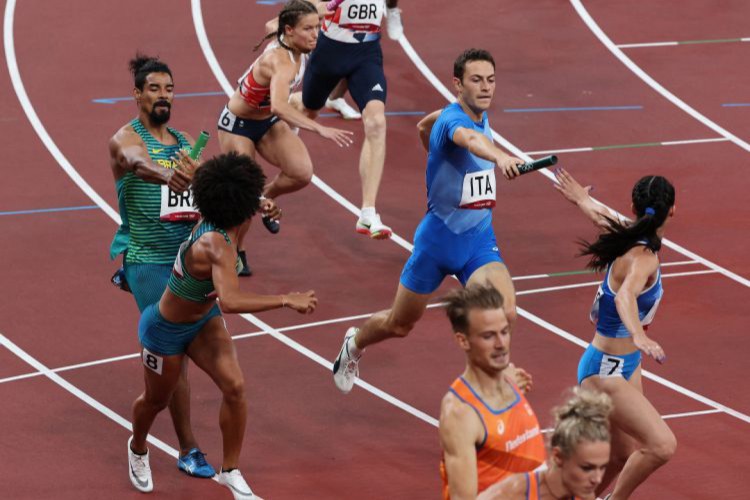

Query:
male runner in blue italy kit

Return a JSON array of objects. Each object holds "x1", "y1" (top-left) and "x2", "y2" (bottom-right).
[{"x1": 332, "y1": 48, "x2": 524, "y2": 393}]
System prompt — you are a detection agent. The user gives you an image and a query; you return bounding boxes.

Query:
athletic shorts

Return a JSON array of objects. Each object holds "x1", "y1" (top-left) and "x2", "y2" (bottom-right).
[
  {"x1": 302, "y1": 34, "x2": 386, "y2": 112},
  {"x1": 217, "y1": 105, "x2": 281, "y2": 143},
  {"x1": 577, "y1": 344, "x2": 641, "y2": 384},
  {"x1": 399, "y1": 213, "x2": 504, "y2": 295},
  {"x1": 139, "y1": 302, "x2": 222, "y2": 356},
  {"x1": 124, "y1": 262, "x2": 172, "y2": 312}
]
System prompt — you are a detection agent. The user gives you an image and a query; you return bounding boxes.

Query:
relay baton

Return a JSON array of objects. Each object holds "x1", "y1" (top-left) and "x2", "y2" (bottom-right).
[
  {"x1": 189, "y1": 131, "x2": 210, "y2": 160},
  {"x1": 517, "y1": 155, "x2": 557, "y2": 175}
]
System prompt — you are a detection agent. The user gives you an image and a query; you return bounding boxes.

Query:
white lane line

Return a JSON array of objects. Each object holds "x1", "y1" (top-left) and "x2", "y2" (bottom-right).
[
  {"x1": 541, "y1": 407, "x2": 724, "y2": 433},
  {"x1": 3, "y1": 0, "x2": 121, "y2": 223},
  {"x1": 524, "y1": 137, "x2": 730, "y2": 156},
  {"x1": 0, "y1": 265, "x2": 708, "y2": 385},
  {"x1": 0, "y1": 333, "x2": 179, "y2": 457},
  {"x1": 617, "y1": 41, "x2": 679, "y2": 49},
  {"x1": 239, "y1": 313, "x2": 439, "y2": 426},
  {"x1": 398, "y1": 34, "x2": 750, "y2": 289},
  {"x1": 661, "y1": 408, "x2": 722, "y2": 420},
  {"x1": 518, "y1": 269, "x2": 717, "y2": 296},
  {"x1": 570, "y1": 0, "x2": 750, "y2": 156}
]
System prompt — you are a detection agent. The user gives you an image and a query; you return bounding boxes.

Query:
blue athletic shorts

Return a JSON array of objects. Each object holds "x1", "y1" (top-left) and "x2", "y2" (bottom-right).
[
  {"x1": 139, "y1": 302, "x2": 222, "y2": 356},
  {"x1": 217, "y1": 105, "x2": 281, "y2": 143},
  {"x1": 577, "y1": 344, "x2": 642, "y2": 384},
  {"x1": 399, "y1": 214, "x2": 504, "y2": 295},
  {"x1": 302, "y1": 34, "x2": 386, "y2": 112},
  {"x1": 124, "y1": 262, "x2": 172, "y2": 312}
]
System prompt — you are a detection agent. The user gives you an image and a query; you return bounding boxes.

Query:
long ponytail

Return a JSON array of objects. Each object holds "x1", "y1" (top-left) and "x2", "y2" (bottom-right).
[{"x1": 581, "y1": 175, "x2": 675, "y2": 271}]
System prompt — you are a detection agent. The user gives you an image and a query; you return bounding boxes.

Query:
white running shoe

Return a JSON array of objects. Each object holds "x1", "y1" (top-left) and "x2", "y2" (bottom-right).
[
  {"x1": 332, "y1": 327, "x2": 362, "y2": 394},
  {"x1": 127, "y1": 436, "x2": 153, "y2": 493},
  {"x1": 356, "y1": 212, "x2": 392, "y2": 240},
  {"x1": 325, "y1": 97, "x2": 361, "y2": 120},
  {"x1": 386, "y1": 8, "x2": 404, "y2": 40},
  {"x1": 218, "y1": 469, "x2": 257, "y2": 500}
]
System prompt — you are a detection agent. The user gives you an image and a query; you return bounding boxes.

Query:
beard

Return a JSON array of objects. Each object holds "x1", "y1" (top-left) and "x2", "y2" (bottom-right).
[{"x1": 148, "y1": 101, "x2": 171, "y2": 125}]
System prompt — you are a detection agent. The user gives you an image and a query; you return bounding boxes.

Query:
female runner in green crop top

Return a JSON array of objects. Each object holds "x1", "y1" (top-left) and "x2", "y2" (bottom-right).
[{"x1": 128, "y1": 152, "x2": 317, "y2": 498}]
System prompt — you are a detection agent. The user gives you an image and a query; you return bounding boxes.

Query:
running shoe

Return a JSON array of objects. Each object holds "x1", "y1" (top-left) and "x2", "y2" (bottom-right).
[
  {"x1": 325, "y1": 97, "x2": 361, "y2": 120},
  {"x1": 218, "y1": 469, "x2": 257, "y2": 499},
  {"x1": 386, "y1": 7, "x2": 404, "y2": 40},
  {"x1": 356, "y1": 212, "x2": 392, "y2": 240},
  {"x1": 127, "y1": 436, "x2": 153, "y2": 493},
  {"x1": 177, "y1": 448, "x2": 216, "y2": 478},
  {"x1": 332, "y1": 327, "x2": 361, "y2": 394},
  {"x1": 238, "y1": 250, "x2": 252, "y2": 277}
]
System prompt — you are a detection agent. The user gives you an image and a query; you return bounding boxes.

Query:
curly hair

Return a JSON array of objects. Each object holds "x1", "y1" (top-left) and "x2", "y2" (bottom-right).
[
  {"x1": 129, "y1": 53, "x2": 172, "y2": 90},
  {"x1": 191, "y1": 152, "x2": 266, "y2": 229}
]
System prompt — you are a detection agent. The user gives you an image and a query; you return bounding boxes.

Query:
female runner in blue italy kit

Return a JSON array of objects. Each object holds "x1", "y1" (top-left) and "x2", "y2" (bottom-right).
[{"x1": 553, "y1": 168, "x2": 676, "y2": 500}]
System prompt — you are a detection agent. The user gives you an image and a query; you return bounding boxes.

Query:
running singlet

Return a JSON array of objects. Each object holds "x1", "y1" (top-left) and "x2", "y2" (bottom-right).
[
  {"x1": 111, "y1": 118, "x2": 197, "y2": 264},
  {"x1": 524, "y1": 471, "x2": 583, "y2": 500},
  {"x1": 168, "y1": 220, "x2": 242, "y2": 302},
  {"x1": 322, "y1": 0, "x2": 385, "y2": 43},
  {"x1": 237, "y1": 40, "x2": 307, "y2": 110},
  {"x1": 427, "y1": 103, "x2": 496, "y2": 235},
  {"x1": 590, "y1": 248, "x2": 663, "y2": 339},
  {"x1": 440, "y1": 377, "x2": 546, "y2": 498}
]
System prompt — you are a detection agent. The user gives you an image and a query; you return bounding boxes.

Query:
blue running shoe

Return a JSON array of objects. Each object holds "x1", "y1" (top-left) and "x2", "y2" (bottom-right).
[{"x1": 177, "y1": 448, "x2": 216, "y2": 478}]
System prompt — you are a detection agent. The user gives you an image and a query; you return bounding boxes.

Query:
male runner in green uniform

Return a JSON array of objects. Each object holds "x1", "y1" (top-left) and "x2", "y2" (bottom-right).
[{"x1": 108, "y1": 54, "x2": 214, "y2": 478}]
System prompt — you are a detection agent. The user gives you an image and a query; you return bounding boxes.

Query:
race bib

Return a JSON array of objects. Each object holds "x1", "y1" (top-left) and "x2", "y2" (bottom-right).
[
  {"x1": 160, "y1": 185, "x2": 200, "y2": 222},
  {"x1": 599, "y1": 355, "x2": 625, "y2": 377},
  {"x1": 338, "y1": 0, "x2": 384, "y2": 29},
  {"x1": 459, "y1": 170, "x2": 496, "y2": 209},
  {"x1": 589, "y1": 285, "x2": 604, "y2": 324}
]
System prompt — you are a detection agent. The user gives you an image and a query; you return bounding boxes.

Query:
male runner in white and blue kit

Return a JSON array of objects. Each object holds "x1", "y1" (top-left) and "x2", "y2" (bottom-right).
[
  {"x1": 332, "y1": 49, "x2": 524, "y2": 393},
  {"x1": 303, "y1": 0, "x2": 392, "y2": 238}
]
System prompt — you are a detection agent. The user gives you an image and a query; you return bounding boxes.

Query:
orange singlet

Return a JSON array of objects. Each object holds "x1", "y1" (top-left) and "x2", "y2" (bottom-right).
[
  {"x1": 525, "y1": 470, "x2": 584, "y2": 500},
  {"x1": 440, "y1": 376, "x2": 546, "y2": 499}
]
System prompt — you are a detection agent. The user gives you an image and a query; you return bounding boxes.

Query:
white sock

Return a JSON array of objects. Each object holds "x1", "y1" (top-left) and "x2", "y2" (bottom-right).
[
  {"x1": 347, "y1": 335, "x2": 363, "y2": 358},
  {"x1": 361, "y1": 206, "x2": 376, "y2": 219}
]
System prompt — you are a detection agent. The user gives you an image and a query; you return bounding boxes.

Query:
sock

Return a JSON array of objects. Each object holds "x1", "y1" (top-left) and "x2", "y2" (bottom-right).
[
  {"x1": 361, "y1": 206, "x2": 376, "y2": 219},
  {"x1": 347, "y1": 334, "x2": 363, "y2": 358},
  {"x1": 222, "y1": 468, "x2": 237, "y2": 473}
]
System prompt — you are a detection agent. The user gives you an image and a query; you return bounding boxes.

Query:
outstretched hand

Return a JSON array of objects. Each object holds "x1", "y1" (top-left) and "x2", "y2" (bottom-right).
[
  {"x1": 553, "y1": 168, "x2": 592, "y2": 205},
  {"x1": 320, "y1": 126, "x2": 354, "y2": 148}
]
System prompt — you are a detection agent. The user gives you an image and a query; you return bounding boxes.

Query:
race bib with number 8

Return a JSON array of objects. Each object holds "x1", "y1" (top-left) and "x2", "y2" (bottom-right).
[{"x1": 142, "y1": 348, "x2": 164, "y2": 375}]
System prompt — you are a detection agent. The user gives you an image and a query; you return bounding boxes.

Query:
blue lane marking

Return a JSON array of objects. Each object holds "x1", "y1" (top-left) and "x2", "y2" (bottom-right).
[
  {"x1": 503, "y1": 105, "x2": 643, "y2": 113},
  {"x1": 722, "y1": 103, "x2": 750, "y2": 107},
  {"x1": 0, "y1": 205, "x2": 100, "y2": 216},
  {"x1": 93, "y1": 91, "x2": 226, "y2": 104},
  {"x1": 257, "y1": 0, "x2": 286, "y2": 4}
]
